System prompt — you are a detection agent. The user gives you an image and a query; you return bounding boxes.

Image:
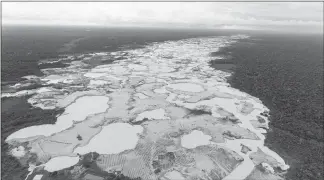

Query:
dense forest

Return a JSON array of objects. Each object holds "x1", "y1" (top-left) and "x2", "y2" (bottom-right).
[{"x1": 210, "y1": 33, "x2": 323, "y2": 180}]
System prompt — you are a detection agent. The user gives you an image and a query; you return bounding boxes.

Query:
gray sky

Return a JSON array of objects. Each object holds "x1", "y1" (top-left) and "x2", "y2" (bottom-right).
[{"x1": 2, "y1": 2, "x2": 323, "y2": 33}]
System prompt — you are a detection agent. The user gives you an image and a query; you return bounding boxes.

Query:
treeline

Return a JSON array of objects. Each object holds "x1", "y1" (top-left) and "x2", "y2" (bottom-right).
[{"x1": 210, "y1": 34, "x2": 323, "y2": 180}]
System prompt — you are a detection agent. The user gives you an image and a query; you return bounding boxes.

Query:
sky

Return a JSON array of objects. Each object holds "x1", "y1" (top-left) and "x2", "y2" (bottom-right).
[{"x1": 2, "y1": 2, "x2": 323, "y2": 33}]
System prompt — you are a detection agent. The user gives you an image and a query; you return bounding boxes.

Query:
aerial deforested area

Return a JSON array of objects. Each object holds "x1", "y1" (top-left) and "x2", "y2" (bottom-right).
[{"x1": 2, "y1": 34, "x2": 291, "y2": 180}]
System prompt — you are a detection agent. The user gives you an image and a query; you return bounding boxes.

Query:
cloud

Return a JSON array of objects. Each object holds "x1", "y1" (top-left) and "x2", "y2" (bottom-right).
[{"x1": 2, "y1": 2, "x2": 323, "y2": 33}]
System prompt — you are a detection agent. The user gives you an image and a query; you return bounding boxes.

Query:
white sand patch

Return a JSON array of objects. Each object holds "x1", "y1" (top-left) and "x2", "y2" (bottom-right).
[
  {"x1": 59, "y1": 96, "x2": 109, "y2": 122},
  {"x1": 9, "y1": 83, "x2": 22, "y2": 88},
  {"x1": 56, "y1": 90, "x2": 101, "y2": 108},
  {"x1": 84, "y1": 72, "x2": 107, "y2": 78},
  {"x1": 257, "y1": 128, "x2": 267, "y2": 134},
  {"x1": 217, "y1": 85, "x2": 248, "y2": 98},
  {"x1": 134, "y1": 93, "x2": 149, "y2": 99},
  {"x1": 91, "y1": 67, "x2": 111, "y2": 73},
  {"x1": 6, "y1": 124, "x2": 59, "y2": 141},
  {"x1": 211, "y1": 98, "x2": 239, "y2": 116},
  {"x1": 33, "y1": 175, "x2": 43, "y2": 180},
  {"x1": 22, "y1": 75, "x2": 39, "y2": 80},
  {"x1": 153, "y1": 87, "x2": 169, "y2": 94},
  {"x1": 43, "y1": 156, "x2": 79, "y2": 172},
  {"x1": 94, "y1": 52, "x2": 108, "y2": 56},
  {"x1": 8, "y1": 82, "x2": 26, "y2": 89},
  {"x1": 166, "y1": 93, "x2": 178, "y2": 102},
  {"x1": 3, "y1": 87, "x2": 56, "y2": 98},
  {"x1": 128, "y1": 64, "x2": 147, "y2": 71},
  {"x1": 110, "y1": 65, "x2": 128, "y2": 75},
  {"x1": 89, "y1": 80, "x2": 110, "y2": 86},
  {"x1": 55, "y1": 95, "x2": 109, "y2": 127},
  {"x1": 74, "y1": 123, "x2": 143, "y2": 155},
  {"x1": 1, "y1": 90, "x2": 36, "y2": 98},
  {"x1": 6, "y1": 96, "x2": 109, "y2": 141},
  {"x1": 104, "y1": 90, "x2": 132, "y2": 121},
  {"x1": 92, "y1": 65, "x2": 128, "y2": 75},
  {"x1": 150, "y1": 65, "x2": 175, "y2": 73},
  {"x1": 168, "y1": 83, "x2": 204, "y2": 93},
  {"x1": 181, "y1": 130, "x2": 212, "y2": 149},
  {"x1": 135, "y1": 108, "x2": 170, "y2": 122},
  {"x1": 11, "y1": 146, "x2": 26, "y2": 157},
  {"x1": 164, "y1": 171, "x2": 185, "y2": 180},
  {"x1": 36, "y1": 87, "x2": 54, "y2": 94},
  {"x1": 42, "y1": 75, "x2": 66, "y2": 84},
  {"x1": 177, "y1": 94, "x2": 192, "y2": 99},
  {"x1": 104, "y1": 75, "x2": 123, "y2": 81}
]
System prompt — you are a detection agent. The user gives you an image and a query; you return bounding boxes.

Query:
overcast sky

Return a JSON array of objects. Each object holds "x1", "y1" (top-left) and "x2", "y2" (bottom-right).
[{"x1": 2, "y1": 2, "x2": 323, "y2": 33}]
